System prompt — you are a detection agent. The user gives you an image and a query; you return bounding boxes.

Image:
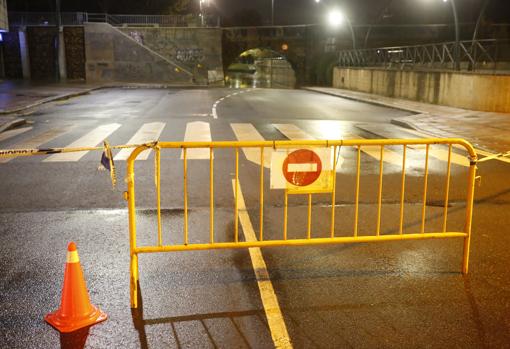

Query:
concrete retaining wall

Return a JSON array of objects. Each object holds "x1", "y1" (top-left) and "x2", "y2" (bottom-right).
[
  {"x1": 84, "y1": 23, "x2": 193, "y2": 84},
  {"x1": 333, "y1": 67, "x2": 510, "y2": 113},
  {"x1": 117, "y1": 27, "x2": 223, "y2": 84}
]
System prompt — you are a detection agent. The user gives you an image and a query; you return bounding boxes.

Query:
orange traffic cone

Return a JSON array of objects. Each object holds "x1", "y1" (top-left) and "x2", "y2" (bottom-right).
[{"x1": 45, "y1": 242, "x2": 107, "y2": 333}]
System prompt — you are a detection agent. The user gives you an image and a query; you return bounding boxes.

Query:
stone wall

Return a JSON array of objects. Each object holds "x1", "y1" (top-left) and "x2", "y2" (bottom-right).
[
  {"x1": 84, "y1": 23, "x2": 194, "y2": 84},
  {"x1": 64, "y1": 27, "x2": 86, "y2": 80},
  {"x1": 26, "y1": 26, "x2": 58, "y2": 80},
  {"x1": 117, "y1": 27, "x2": 223, "y2": 84},
  {"x1": 333, "y1": 67, "x2": 510, "y2": 113},
  {"x1": 2, "y1": 32, "x2": 22, "y2": 79}
]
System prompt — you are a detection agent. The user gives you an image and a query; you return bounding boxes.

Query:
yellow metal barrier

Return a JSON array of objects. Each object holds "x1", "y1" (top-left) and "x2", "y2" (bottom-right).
[{"x1": 126, "y1": 138, "x2": 477, "y2": 309}]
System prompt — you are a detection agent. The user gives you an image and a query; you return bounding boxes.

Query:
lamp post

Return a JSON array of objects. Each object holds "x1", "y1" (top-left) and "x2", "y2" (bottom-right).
[
  {"x1": 326, "y1": 8, "x2": 356, "y2": 49},
  {"x1": 271, "y1": 0, "x2": 274, "y2": 25},
  {"x1": 448, "y1": 0, "x2": 460, "y2": 70},
  {"x1": 438, "y1": 0, "x2": 460, "y2": 70}
]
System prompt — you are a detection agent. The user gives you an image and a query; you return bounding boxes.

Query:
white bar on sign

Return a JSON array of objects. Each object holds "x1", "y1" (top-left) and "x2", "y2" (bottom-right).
[{"x1": 287, "y1": 163, "x2": 317, "y2": 172}]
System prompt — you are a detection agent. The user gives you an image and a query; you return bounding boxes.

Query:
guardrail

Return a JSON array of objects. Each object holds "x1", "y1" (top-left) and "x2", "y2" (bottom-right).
[
  {"x1": 125, "y1": 138, "x2": 477, "y2": 309},
  {"x1": 338, "y1": 39, "x2": 510, "y2": 72},
  {"x1": 8, "y1": 11, "x2": 220, "y2": 28}
]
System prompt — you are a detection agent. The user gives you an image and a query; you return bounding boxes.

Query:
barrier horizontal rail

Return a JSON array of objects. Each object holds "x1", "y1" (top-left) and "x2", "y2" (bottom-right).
[{"x1": 125, "y1": 138, "x2": 477, "y2": 308}]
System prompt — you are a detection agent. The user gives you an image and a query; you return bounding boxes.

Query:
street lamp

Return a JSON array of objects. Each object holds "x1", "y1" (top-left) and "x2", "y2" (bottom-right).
[
  {"x1": 430, "y1": 0, "x2": 460, "y2": 70},
  {"x1": 326, "y1": 8, "x2": 356, "y2": 49}
]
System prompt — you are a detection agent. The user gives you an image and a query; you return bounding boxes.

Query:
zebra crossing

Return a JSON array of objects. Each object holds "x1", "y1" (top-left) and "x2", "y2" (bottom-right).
[{"x1": 0, "y1": 120, "x2": 480, "y2": 167}]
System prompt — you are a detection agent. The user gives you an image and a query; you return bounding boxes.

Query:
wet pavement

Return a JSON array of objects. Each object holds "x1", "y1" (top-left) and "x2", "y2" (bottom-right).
[{"x1": 0, "y1": 87, "x2": 509, "y2": 348}]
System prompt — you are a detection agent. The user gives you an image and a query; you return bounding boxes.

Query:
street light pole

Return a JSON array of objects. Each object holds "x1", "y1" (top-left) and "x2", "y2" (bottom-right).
[
  {"x1": 271, "y1": 0, "x2": 274, "y2": 25},
  {"x1": 448, "y1": 0, "x2": 460, "y2": 70}
]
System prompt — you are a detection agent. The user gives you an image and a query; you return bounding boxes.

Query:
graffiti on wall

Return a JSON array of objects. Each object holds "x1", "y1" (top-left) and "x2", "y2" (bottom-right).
[
  {"x1": 175, "y1": 48, "x2": 204, "y2": 63},
  {"x1": 129, "y1": 31, "x2": 144, "y2": 45}
]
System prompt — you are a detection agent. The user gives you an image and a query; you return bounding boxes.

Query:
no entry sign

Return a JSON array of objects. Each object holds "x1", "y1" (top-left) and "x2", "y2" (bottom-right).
[
  {"x1": 282, "y1": 149, "x2": 322, "y2": 186},
  {"x1": 271, "y1": 147, "x2": 334, "y2": 193}
]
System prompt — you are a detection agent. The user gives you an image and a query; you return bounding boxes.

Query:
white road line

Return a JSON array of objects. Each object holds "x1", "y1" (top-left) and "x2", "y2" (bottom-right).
[
  {"x1": 0, "y1": 126, "x2": 33, "y2": 142},
  {"x1": 211, "y1": 89, "x2": 253, "y2": 120},
  {"x1": 273, "y1": 123, "x2": 345, "y2": 171},
  {"x1": 114, "y1": 122, "x2": 165, "y2": 161},
  {"x1": 355, "y1": 124, "x2": 469, "y2": 167},
  {"x1": 0, "y1": 126, "x2": 72, "y2": 164},
  {"x1": 392, "y1": 126, "x2": 510, "y2": 163},
  {"x1": 232, "y1": 179, "x2": 293, "y2": 349},
  {"x1": 181, "y1": 121, "x2": 212, "y2": 160},
  {"x1": 273, "y1": 123, "x2": 314, "y2": 140},
  {"x1": 44, "y1": 123, "x2": 121, "y2": 162},
  {"x1": 230, "y1": 123, "x2": 271, "y2": 168},
  {"x1": 349, "y1": 132, "x2": 404, "y2": 166}
]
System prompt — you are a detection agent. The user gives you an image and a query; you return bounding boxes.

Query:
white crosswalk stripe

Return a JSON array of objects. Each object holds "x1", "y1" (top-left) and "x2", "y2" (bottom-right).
[
  {"x1": 181, "y1": 121, "x2": 212, "y2": 160},
  {"x1": 231, "y1": 123, "x2": 271, "y2": 168},
  {"x1": 114, "y1": 122, "x2": 165, "y2": 161},
  {"x1": 44, "y1": 123, "x2": 121, "y2": 162},
  {"x1": 273, "y1": 123, "x2": 345, "y2": 171},
  {"x1": 302, "y1": 121, "x2": 404, "y2": 166},
  {"x1": 0, "y1": 126, "x2": 72, "y2": 164},
  {"x1": 355, "y1": 124, "x2": 470, "y2": 167}
]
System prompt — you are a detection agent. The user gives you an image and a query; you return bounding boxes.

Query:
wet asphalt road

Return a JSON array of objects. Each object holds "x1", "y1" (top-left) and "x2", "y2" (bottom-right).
[{"x1": 0, "y1": 88, "x2": 509, "y2": 348}]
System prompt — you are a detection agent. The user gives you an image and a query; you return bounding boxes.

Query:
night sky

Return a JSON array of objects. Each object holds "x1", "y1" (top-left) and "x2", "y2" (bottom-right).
[{"x1": 7, "y1": 0, "x2": 510, "y2": 26}]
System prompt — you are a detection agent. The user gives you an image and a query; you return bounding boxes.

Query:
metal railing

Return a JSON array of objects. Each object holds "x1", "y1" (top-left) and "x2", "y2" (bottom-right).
[
  {"x1": 125, "y1": 138, "x2": 477, "y2": 308},
  {"x1": 8, "y1": 11, "x2": 220, "y2": 28},
  {"x1": 338, "y1": 39, "x2": 510, "y2": 72}
]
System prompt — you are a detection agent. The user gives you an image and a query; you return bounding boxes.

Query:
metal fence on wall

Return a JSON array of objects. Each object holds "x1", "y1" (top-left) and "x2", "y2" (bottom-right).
[
  {"x1": 338, "y1": 39, "x2": 510, "y2": 73},
  {"x1": 8, "y1": 12, "x2": 220, "y2": 28}
]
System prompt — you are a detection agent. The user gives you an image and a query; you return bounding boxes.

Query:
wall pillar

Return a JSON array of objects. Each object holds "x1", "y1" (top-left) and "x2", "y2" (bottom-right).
[
  {"x1": 18, "y1": 29, "x2": 30, "y2": 79},
  {"x1": 58, "y1": 27, "x2": 67, "y2": 80}
]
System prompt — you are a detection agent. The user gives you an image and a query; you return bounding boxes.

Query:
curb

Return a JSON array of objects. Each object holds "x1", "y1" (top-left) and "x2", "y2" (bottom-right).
[
  {"x1": 0, "y1": 88, "x2": 101, "y2": 115},
  {"x1": 0, "y1": 83, "x2": 210, "y2": 116},
  {"x1": 302, "y1": 87, "x2": 425, "y2": 114},
  {"x1": 0, "y1": 118, "x2": 27, "y2": 134},
  {"x1": 390, "y1": 118, "x2": 419, "y2": 130}
]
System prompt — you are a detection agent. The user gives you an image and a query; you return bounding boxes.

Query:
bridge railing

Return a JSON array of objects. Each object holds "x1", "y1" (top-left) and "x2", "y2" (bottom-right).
[
  {"x1": 338, "y1": 39, "x2": 510, "y2": 73},
  {"x1": 8, "y1": 11, "x2": 220, "y2": 28}
]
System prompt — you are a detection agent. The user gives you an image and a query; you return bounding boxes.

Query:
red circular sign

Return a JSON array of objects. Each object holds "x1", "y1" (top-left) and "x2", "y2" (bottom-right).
[{"x1": 282, "y1": 149, "x2": 322, "y2": 186}]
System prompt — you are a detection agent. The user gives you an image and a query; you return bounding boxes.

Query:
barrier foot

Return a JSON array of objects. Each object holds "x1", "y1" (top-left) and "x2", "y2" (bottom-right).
[
  {"x1": 462, "y1": 237, "x2": 471, "y2": 275},
  {"x1": 130, "y1": 254, "x2": 139, "y2": 308}
]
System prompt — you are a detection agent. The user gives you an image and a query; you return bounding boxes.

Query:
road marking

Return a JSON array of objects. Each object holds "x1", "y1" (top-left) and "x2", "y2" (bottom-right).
[
  {"x1": 181, "y1": 121, "x2": 212, "y2": 160},
  {"x1": 44, "y1": 123, "x2": 121, "y2": 162},
  {"x1": 273, "y1": 123, "x2": 314, "y2": 140},
  {"x1": 389, "y1": 126, "x2": 510, "y2": 164},
  {"x1": 274, "y1": 123, "x2": 344, "y2": 171},
  {"x1": 232, "y1": 179, "x2": 293, "y2": 349},
  {"x1": 355, "y1": 124, "x2": 469, "y2": 167},
  {"x1": 0, "y1": 126, "x2": 33, "y2": 142},
  {"x1": 0, "y1": 126, "x2": 72, "y2": 164},
  {"x1": 231, "y1": 123, "x2": 271, "y2": 168},
  {"x1": 211, "y1": 89, "x2": 253, "y2": 119},
  {"x1": 114, "y1": 122, "x2": 165, "y2": 161}
]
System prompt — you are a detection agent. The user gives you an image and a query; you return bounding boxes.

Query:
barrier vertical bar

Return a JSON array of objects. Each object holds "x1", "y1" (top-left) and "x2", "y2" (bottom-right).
[
  {"x1": 156, "y1": 146, "x2": 162, "y2": 246},
  {"x1": 210, "y1": 147, "x2": 214, "y2": 244},
  {"x1": 442, "y1": 144, "x2": 452, "y2": 232},
  {"x1": 462, "y1": 153, "x2": 477, "y2": 274},
  {"x1": 330, "y1": 146, "x2": 338, "y2": 238},
  {"x1": 399, "y1": 145, "x2": 407, "y2": 235},
  {"x1": 421, "y1": 144, "x2": 430, "y2": 233},
  {"x1": 183, "y1": 148, "x2": 189, "y2": 245},
  {"x1": 234, "y1": 147, "x2": 239, "y2": 243},
  {"x1": 127, "y1": 150, "x2": 139, "y2": 308},
  {"x1": 283, "y1": 189, "x2": 288, "y2": 240},
  {"x1": 259, "y1": 147, "x2": 264, "y2": 241},
  {"x1": 354, "y1": 145, "x2": 361, "y2": 237},
  {"x1": 376, "y1": 145, "x2": 384, "y2": 236},
  {"x1": 307, "y1": 193, "x2": 312, "y2": 239}
]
